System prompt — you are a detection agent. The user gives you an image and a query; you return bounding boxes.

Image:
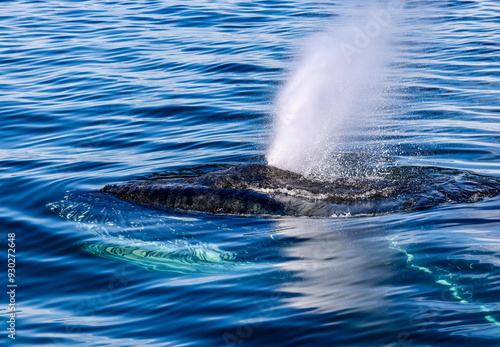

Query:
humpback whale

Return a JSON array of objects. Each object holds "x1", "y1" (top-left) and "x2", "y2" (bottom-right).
[
  {"x1": 47, "y1": 191, "x2": 251, "y2": 274},
  {"x1": 102, "y1": 163, "x2": 500, "y2": 217}
]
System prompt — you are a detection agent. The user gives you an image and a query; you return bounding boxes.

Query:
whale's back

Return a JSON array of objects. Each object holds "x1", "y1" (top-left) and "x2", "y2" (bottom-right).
[{"x1": 102, "y1": 164, "x2": 500, "y2": 217}]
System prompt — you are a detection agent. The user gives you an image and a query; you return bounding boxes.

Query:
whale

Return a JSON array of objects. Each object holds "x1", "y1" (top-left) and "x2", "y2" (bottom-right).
[
  {"x1": 76, "y1": 238, "x2": 240, "y2": 274},
  {"x1": 47, "y1": 192, "x2": 255, "y2": 274},
  {"x1": 101, "y1": 163, "x2": 500, "y2": 217}
]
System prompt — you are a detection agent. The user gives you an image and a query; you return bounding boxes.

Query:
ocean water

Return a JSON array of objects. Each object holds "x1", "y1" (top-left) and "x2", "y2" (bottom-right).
[{"x1": 1, "y1": 0, "x2": 500, "y2": 346}]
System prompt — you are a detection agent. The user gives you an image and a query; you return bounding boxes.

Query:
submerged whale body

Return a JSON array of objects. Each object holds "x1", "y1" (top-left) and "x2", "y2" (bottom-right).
[{"x1": 102, "y1": 164, "x2": 500, "y2": 217}]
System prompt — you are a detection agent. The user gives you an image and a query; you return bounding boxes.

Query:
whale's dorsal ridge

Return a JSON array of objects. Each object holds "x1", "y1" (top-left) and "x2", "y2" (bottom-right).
[{"x1": 100, "y1": 164, "x2": 500, "y2": 217}]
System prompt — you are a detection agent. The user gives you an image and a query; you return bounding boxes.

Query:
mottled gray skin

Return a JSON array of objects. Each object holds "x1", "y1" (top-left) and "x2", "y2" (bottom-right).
[{"x1": 102, "y1": 164, "x2": 500, "y2": 217}]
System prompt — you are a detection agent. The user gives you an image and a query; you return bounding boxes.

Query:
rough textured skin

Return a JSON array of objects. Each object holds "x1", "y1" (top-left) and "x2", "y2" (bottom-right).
[{"x1": 101, "y1": 164, "x2": 500, "y2": 217}]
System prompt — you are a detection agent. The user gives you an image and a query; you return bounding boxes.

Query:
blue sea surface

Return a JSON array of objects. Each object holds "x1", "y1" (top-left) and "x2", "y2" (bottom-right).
[{"x1": 1, "y1": 0, "x2": 500, "y2": 346}]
